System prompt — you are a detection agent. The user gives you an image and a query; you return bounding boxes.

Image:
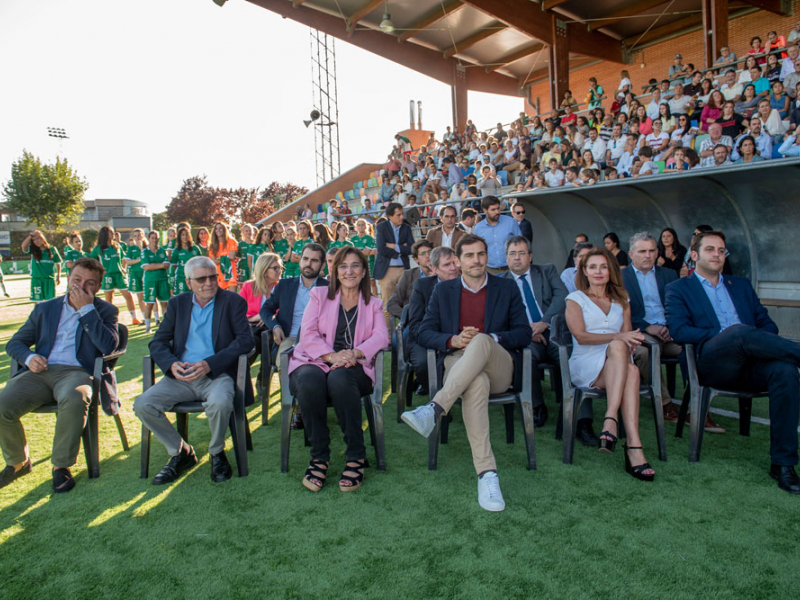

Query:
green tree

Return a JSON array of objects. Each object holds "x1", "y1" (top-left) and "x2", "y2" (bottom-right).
[
  {"x1": 2, "y1": 150, "x2": 88, "y2": 229},
  {"x1": 151, "y1": 211, "x2": 170, "y2": 231}
]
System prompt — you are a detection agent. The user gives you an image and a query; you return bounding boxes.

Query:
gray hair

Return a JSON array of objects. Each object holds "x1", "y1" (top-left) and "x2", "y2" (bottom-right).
[
  {"x1": 430, "y1": 246, "x2": 455, "y2": 269},
  {"x1": 185, "y1": 256, "x2": 217, "y2": 279},
  {"x1": 573, "y1": 241, "x2": 593, "y2": 253},
  {"x1": 504, "y1": 235, "x2": 531, "y2": 254},
  {"x1": 629, "y1": 231, "x2": 656, "y2": 251}
]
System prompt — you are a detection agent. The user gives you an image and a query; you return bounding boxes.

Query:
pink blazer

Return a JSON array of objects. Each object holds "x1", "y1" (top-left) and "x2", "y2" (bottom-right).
[
  {"x1": 239, "y1": 281, "x2": 274, "y2": 318},
  {"x1": 288, "y1": 287, "x2": 389, "y2": 385}
]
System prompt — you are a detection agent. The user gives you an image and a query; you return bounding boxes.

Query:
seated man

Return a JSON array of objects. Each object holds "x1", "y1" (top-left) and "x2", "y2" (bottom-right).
[
  {"x1": 405, "y1": 246, "x2": 461, "y2": 396},
  {"x1": 560, "y1": 242, "x2": 593, "y2": 293},
  {"x1": 666, "y1": 231, "x2": 800, "y2": 495},
  {"x1": 504, "y1": 236, "x2": 597, "y2": 443},
  {"x1": 386, "y1": 239, "x2": 433, "y2": 321},
  {"x1": 622, "y1": 233, "x2": 697, "y2": 428},
  {"x1": 133, "y1": 256, "x2": 254, "y2": 485},
  {"x1": 401, "y1": 234, "x2": 532, "y2": 511},
  {"x1": 0, "y1": 257, "x2": 119, "y2": 493},
  {"x1": 426, "y1": 205, "x2": 465, "y2": 249}
]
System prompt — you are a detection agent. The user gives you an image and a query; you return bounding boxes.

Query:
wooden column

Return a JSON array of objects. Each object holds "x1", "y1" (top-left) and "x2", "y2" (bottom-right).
[
  {"x1": 548, "y1": 14, "x2": 569, "y2": 115},
  {"x1": 452, "y1": 63, "x2": 468, "y2": 133},
  {"x1": 702, "y1": 0, "x2": 728, "y2": 69}
]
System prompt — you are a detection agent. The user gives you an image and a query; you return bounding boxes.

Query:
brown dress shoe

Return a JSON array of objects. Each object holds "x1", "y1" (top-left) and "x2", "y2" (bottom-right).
[
  {"x1": 663, "y1": 402, "x2": 680, "y2": 423},
  {"x1": 704, "y1": 414, "x2": 726, "y2": 434}
]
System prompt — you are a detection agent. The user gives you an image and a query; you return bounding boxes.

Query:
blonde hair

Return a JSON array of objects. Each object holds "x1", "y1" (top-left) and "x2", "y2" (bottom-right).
[{"x1": 252, "y1": 252, "x2": 281, "y2": 297}]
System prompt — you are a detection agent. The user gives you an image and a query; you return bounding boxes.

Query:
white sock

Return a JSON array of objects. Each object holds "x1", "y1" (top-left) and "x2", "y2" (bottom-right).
[
  {"x1": 144, "y1": 318, "x2": 151, "y2": 333},
  {"x1": 129, "y1": 310, "x2": 137, "y2": 320}
]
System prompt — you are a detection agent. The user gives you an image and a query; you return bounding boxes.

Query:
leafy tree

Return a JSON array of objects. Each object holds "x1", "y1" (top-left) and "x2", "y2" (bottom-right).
[
  {"x1": 2, "y1": 150, "x2": 88, "y2": 229},
  {"x1": 260, "y1": 182, "x2": 308, "y2": 210},
  {"x1": 220, "y1": 187, "x2": 275, "y2": 225},
  {"x1": 151, "y1": 211, "x2": 170, "y2": 231},
  {"x1": 166, "y1": 175, "x2": 225, "y2": 225}
]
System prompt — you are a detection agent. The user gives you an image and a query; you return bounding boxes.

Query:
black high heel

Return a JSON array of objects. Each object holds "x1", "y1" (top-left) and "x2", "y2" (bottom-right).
[
  {"x1": 624, "y1": 445, "x2": 655, "y2": 482},
  {"x1": 598, "y1": 416, "x2": 618, "y2": 453}
]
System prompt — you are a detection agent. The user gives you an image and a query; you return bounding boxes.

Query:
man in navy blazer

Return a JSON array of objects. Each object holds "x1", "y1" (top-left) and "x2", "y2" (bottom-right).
[
  {"x1": 623, "y1": 232, "x2": 687, "y2": 426},
  {"x1": 374, "y1": 202, "x2": 414, "y2": 324},
  {"x1": 0, "y1": 257, "x2": 119, "y2": 493},
  {"x1": 665, "y1": 230, "x2": 800, "y2": 494},
  {"x1": 402, "y1": 234, "x2": 532, "y2": 512},
  {"x1": 511, "y1": 202, "x2": 533, "y2": 243},
  {"x1": 134, "y1": 256, "x2": 254, "y2": 485}
]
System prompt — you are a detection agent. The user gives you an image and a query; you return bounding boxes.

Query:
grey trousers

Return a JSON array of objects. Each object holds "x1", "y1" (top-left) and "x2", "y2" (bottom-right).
[{"x1": 133, "y1": 374, "x2": 234, "y2": 456}]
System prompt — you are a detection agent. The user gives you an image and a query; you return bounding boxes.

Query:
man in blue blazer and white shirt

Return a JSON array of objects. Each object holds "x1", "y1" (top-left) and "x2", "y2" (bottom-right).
[
  {"x1": 623, "y1": 232, "x2": 692, "y2": 428},
  {"x1": 134, "y1": 256, "x2": 254, "y2": 485},
  {"x1": 665, "y1": 230, "x2": 800, "y2": 494},
  {"x1": 0, "y1": 257, "x2": 119, "y2": 493},
  {"x1": 402, "y1": 234, "x2": 532, "y2": 512},
  {"x1": 374, "y1": 202, "x2": 414, "y2": 325}
]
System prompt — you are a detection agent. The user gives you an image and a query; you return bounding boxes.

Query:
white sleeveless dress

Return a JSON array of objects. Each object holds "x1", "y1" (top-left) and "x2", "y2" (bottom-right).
[{"x1": 567, "y1": 290, "x2": 625, "y2": 388}]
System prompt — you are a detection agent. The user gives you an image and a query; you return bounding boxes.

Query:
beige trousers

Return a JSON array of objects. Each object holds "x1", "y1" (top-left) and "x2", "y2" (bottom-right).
[
  {"x1": 379, "y1": 266, "x2": 405, "y2": 326},
  {"x1": 433, "y1": 334, "x2": 513, "y2": 474}
]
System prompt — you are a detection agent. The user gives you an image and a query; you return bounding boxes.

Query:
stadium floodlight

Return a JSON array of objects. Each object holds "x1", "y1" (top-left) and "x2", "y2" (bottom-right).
[
  {"x1": 213, "y1": 0, "x2": 228, "y2": 6},
  {"x1": 47, "y1": 127, "x2": 69, "y2": 140}
]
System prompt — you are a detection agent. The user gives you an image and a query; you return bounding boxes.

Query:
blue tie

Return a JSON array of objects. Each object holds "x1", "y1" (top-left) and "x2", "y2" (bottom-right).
[{"x1": 519, "y1": 275, "x2": 542, "y2": 322}]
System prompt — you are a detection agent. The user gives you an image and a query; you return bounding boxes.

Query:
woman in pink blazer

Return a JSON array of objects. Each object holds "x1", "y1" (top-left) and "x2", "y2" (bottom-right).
[
  {"x1": 239, "y1": 252, "x2": 282, "y2": 361},
  {"x1": 288, "y1": 247, "x2": 388, "y2": 493}
]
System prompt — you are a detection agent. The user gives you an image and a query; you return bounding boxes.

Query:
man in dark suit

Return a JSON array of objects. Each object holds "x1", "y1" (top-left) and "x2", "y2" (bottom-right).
[
  {"x1": 387, "y1": 239, "x2": 433, "y2": 320},
  {"x1": 503, "y1": 236, "x2": 599, "y2": 443},
  {"x1": 134, "y1": 256, "x2": 254, "y2": 485},
  {"x1": 402, "y1": 234, "x2": 532, "y2": 511},
  {"x1": 666, "y1": 230, "x2": 800, "y2": 494},
  {"x1": 426, "y1": 205, "x2": 466, "y2": 249},
  {"x1": 404, "y1": 246, "x2": 461, "y2": 395},
  {"x1": 623, "y1": 232, "x2": 688, "y2": 426},
  {"x1": 511, "y1": 202, "x2": 533, "y2": 243},
  {"x1": 0, "y1": 257, "x2": 119, "y2": 493},
  {"x1": 374, "y1": 202, "x2": 415, "y2": 325}
]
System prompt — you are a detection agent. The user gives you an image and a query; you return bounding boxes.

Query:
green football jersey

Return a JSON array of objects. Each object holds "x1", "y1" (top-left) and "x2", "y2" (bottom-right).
[
  {"x1": 352, "y1": 235, "x2": 376, "y2": 273},
  {"x1": 169, "y1": 246, "x2": 201, "y2": 281},
  {"x1": 63, "y1": 249, "x2": 86, "y2": 274},
  {"x1": 329, "y1": 240, "x2": 354, "y2": 250},
  {"x1": 89, "y1": 245, "x2": 124, "y2": 274},
  {"x1": 142, "y1": 247, "x2": 170, "y2": 283},
  {"x1": 126, "y1": 244, "x2": 144, "y2": 276},
  {"x1": 28, "y1": 247, "x2": 62, "y2": 279}
]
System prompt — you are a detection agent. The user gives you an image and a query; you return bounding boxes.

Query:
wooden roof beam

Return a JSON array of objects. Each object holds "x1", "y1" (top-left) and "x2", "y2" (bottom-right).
[
  {"x1": 443, "y1": 23, "x2": 508, "y2": 58},
  {"x1": 398, "y1": 0, "x2": 464, "y2": 43},
  {"x1": 542, "y1": 0, "x2": 570, "y2": 9},
  {"x1": 588, "y1": 0, "x2": 671, "y2": 31},
  {"x1": 346, "y1": 0, "x2": 385, "y2": 37},
  {"x1": 739, "y1": 0, "x2": 792, "y2": 15},
  {"x1": 487, "y1": 42, "x2": 546, "y2": 72}
]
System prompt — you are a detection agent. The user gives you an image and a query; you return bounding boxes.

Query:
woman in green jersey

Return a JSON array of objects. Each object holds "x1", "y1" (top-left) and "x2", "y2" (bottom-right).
[
  {"x1": 195, "y1": 227, "x2": 210, "y2": 256},
  {"x1": 269, "y1": 223, "x2": 290, "y2": 279},
  {"x1": 236, "y1": 223, "x2": 257, "y2": 287},
  {"x1": 329, "y1": 222, "x2": 354, "y2": 251},
  {"x1": 21, "y1": 230, "x2": 61, "y2": 302},
  {"x1": 282, "y1": 226, "x2": 299, "y2": 278},
  {"x1": 90, "y1": 226, "x2": 140, "y2": 323},
  {"x1": 63, "y1": 231, "x2": 86, "y2": 275},
  {"x1": 141, "y1": 230, "x2": 171, "y2": 333},
  {"x1": 124, "y1": 228, "x2": 147, "y2": 319},
  {"x1": 0, "y1": 255, "x2": 9, "y2": 298},
  {"x1": 351, "y1": 218, "x2": 377, "y2": 294},
  {"x1": 170, "y1": 226, "x2": 200, "y2": 295},
  {"x1": 287, "y1": 220, "x2": 316, "y2": 278},
  {"x1": 248, "y1": 226, "x2": 272, "y2": 274}
]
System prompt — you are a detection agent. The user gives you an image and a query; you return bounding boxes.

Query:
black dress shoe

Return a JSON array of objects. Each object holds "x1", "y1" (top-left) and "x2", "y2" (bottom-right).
[
  {"x1": 291, "y1": 413, "x2": 305, "y2": 430},
  {"x1": 576, "y1": 419, "x2": 600, "y2": 448},
  {"x1": 210, "y1": 451, "x2": 233, "y2": 483},
  {"x1": 533, "y1": 404, "x2": 549, "y2": 428},
  {"x1": 52, "y1": 468, "x2": 76, "y2": 494},
  {"x1": 0, "y1": 459, "x2": 32, "y2": 489},
  {"x1": 770, "y1": 464, "x2": 800, "y2": 494},
  {"x1": 415, "y1": 385, "x2": 429, "y2": 396},
  {"x1": 153, "y1": 444, "x2": 197, "y2": 485}
]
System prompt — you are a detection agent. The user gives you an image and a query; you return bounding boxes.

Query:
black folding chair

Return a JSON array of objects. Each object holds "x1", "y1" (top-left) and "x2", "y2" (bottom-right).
[
  {"x1": 278, "y1": 346, "x2": 387, "y2": 472},
  {"x1": 395, "y1": 319, "x2": 418, "y2": 423},
  {"x1": 676, "y1": 343, "x2": 764, "y2": 462},
  {"x1": 139, "y1": 354, "x2": 251, "y2": 478},
  {"x1": 550, "y1": 314, "x2": 667, "y2": 465},
  {"x1": 8, "y1": 323, "x2": 130, "y2": 479},
  {"x1": 425, "y1": 346, "x2": 536, "y2": 471}
]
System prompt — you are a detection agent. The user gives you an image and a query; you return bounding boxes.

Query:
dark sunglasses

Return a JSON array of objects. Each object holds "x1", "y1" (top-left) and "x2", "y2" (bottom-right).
[
  {"x1": 514, "y1": 210, "x2": 526, "y2": 215},
  {"x1": 189, "y1": 275, "x2": 216, "y2": 284}
]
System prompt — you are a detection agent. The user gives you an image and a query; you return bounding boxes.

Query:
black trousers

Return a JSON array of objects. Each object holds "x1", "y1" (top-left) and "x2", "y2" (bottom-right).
[
  {"x1": 408, "y1": 341, "x2": 429, "y2": 390},
  {"x1": 249, "y1": 323, "x2": 268, "y2": 365},
  {"x1": 698, "y1": 324, "x2": 800, "y2": 465},
  {"x1": 289, "y1": 364, "x2": 373, "y2": 463}
]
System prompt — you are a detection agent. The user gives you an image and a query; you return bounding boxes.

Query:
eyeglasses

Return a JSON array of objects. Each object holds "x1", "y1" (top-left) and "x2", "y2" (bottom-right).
[
  {"x1": 507, "y1": 251, "x2": 529, "y2": 258},
  {"x1": 189, "y1": 275, "x2": 216, "y2": 284},
  {"x1": 267, "y1": 265, "x2": 282, "y2": 272},
  {"x1": 513, "y1": 210, "x2": 525, "y2": 215}
]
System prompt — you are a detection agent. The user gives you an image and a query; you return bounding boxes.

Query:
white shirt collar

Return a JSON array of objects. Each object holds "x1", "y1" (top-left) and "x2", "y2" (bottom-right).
[{"x1": 461, "y1": 274, "x2": 488, "y2": 293}]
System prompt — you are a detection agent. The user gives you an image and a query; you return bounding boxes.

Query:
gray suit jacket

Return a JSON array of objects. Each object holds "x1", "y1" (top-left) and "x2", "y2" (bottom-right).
[
  {"x1": 386, "y1": 267, "x2": 423, "y2": 319},
  {"x1": 503, "y1": 263, "x2": 568, "y2": 324}
]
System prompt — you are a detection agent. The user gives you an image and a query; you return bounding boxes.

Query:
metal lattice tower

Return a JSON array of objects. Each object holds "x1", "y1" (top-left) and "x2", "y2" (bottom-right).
[{"x1": 309, "y1": 29, "x2": 341, "y2": 187}]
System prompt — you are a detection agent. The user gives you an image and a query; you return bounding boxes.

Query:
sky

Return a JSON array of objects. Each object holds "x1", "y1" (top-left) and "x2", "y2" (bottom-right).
[{"x1": 0, "y1": 0, "x2": 522, "y2": 213}]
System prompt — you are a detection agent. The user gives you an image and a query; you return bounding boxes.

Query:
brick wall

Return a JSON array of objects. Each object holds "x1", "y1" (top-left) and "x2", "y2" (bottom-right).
[{"x1": 525, "y1": 1, "x2": 800, "y2": 116}]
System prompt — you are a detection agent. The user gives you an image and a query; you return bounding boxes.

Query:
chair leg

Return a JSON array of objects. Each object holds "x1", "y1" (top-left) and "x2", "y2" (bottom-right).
[
  {"x1": 739, "y1": 398, "x2": 753, "y2": 436},
  {"x1": 650, "y1": 389, "x2": 667, "y2": 462},
  {"x1": 176, "y1": 413, "x2": 189, "y2": 444},
  {"x1": 367, "y1": 396, "x2": 387, "y2": 471},
  {"x1": 86, "y1": 401, "x2": 100, "y2": 478},
  {"x1": 689, "y1": 389, "x2": 710, "y2": 462},
  {"x1": 229, "y1": 407, "x2": 249, "y2": 477},
  {"x1": 428, "y1": 414, "x2": 442, "y2": 470},
  {"x1": 666, "y1": 363, "x2": 677, "y2": 399},
  {"x1": 555, "y1": 401, "x2": 563, "y2": 440},
  {"x1": 261, "y1": 366, "x2": 274, "y2": 426},
  {"x1": 396, "y1": 361, "x2": 409, "y2": 423},
  {"x1": 503, "y1": 403, "x2": 515, "y2": 444},
  {"x1": 245, "y1": 418, "x2": 253, "y2": 451},
  {"x1": 280, "y1": 400, "x2": 292, "y2": 473},
  {"x1": 365, "y1": 399, "x2": 377, "y2": 448},
  {"x1": 406, "y1": 372, "x2": 415, "y2": 407},
  {"x1": 517, "y1": 396, "x2": 537, "y2": 471},
  {"x1": 140, "y1": 424, "x2": 151, "y2": 479},
  {"x1": 561, "y1": 392, "x2": 580, "y2": 464},
  {"x1": 114, "y1": 414, "x2": 130, "y2": 451},
  {"x1": 675, "y1": 386, "x2": 691, "y2": 438},
  {"x1": 440, "y1": 410, "x2": 450, "y2": 444}
]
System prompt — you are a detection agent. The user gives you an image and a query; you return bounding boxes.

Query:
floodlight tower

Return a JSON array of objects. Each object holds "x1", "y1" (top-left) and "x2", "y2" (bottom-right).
[
  {"x1": 47, "y1": 127, "x2": 69, "y2": 156},
  {"x1": 309, "y1": 29, "x2": 341, "y2": 187}
]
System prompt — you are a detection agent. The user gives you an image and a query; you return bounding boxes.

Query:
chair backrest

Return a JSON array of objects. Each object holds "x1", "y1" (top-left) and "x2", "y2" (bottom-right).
[{"x1": 117, "y1": 323, "x2": 129, "y2": 353}]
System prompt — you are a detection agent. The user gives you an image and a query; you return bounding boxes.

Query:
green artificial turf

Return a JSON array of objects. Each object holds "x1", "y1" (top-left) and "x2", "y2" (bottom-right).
[{"x1": 0, "y1": 275, "x2": 798, "y2": 599}]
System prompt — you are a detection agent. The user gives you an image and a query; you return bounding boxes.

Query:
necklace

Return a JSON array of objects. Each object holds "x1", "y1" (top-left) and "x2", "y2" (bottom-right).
[{"x1": 340, "y1": 305, "x2": 359, "y2": 349}]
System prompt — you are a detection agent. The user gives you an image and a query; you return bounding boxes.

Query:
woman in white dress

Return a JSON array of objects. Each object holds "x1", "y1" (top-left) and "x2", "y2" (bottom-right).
[{"x1": 565, "y1": 248, "x2": 655, "y2": 481}]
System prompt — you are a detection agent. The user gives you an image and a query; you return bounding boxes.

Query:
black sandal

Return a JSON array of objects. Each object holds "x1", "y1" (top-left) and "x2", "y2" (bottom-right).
[
  {"x1": 599, "y1": 417, "x2": 618, "y2": 454},
  {"x1": 624, "y1": 445, "x2": 655, "y2": 482},
  {"x1": 302, "y1": 459, "x2": 328, "y2": 492},
  {"x1": 339, "y1": 458, "x2": 368, "y2": 493}
]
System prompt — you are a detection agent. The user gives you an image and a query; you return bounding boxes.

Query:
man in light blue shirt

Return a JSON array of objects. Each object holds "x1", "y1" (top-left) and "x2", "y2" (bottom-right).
[
  {"x1": 560, "y1": 243, "x2": 593, "y2": 293},
  {"x1": 694, "y1": 270, "x2": 742, "y2": 331},
  {"x1": 473, "y1": 196, "x2": 521, "y2": 273}
]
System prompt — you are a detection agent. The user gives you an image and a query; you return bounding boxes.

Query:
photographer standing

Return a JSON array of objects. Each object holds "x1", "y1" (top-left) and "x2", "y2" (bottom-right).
[{"x1": 477, "y1": 165, "x2": 502, "y2": 197}]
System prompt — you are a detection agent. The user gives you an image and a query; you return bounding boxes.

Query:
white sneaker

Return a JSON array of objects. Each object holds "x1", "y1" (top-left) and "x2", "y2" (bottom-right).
[
  {"x1": 477, "y1": 471, "x2": 505, "y2": 512},
  {"x1": 400, "y1": 404, "x2": 436, "y2": 438}
]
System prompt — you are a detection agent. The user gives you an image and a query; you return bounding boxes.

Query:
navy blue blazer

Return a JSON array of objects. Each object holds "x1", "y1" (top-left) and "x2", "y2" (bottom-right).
[
  {"x1": 622, "y1": 265, "x2": 678, "y2": 331},
  {"x1": 259, "y1": 276, "x2": 328, "y2": 336},
  {"x1": 665, "y1": 274, "x2": 777, "y2": 355},
  {"x1": 407, "y1": 275, "x2": 439, "y2": 344},
  {"x1": 418, "y1": 274, "x2": 532, "y2": 390},
  {"x1": 6, "y1": 295, "x2": 120, "y2": 413},
  {"x1": 150, "y1": 289, "x2": 256, "y2": 405},
  {"x1": 373, "y1": 220, "x2": 414, "y2": 280},
  {"x1": 518, "y1": 218, "x2": 533, "y2": 243}
]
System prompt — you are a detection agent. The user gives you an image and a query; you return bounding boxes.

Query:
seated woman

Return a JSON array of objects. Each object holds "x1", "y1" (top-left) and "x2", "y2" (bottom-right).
[
  {"x1": 288, "y1": 248, "x2": 389, "y2": 493},
  {"x1": 240, "y1": 252, "x2": 282, "y2": 361},
  {"x1": 565, "y1": 248, "x2": 654, "y2": 481},
  {"x1": 603, "y1": 232, "x2": 628, "y2": 267}
]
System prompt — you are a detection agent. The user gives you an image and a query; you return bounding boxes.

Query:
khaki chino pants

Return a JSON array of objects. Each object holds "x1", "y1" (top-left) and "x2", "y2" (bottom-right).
[{"x1": 379, "y1": 266, "x2": 405, "y2": 326}]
